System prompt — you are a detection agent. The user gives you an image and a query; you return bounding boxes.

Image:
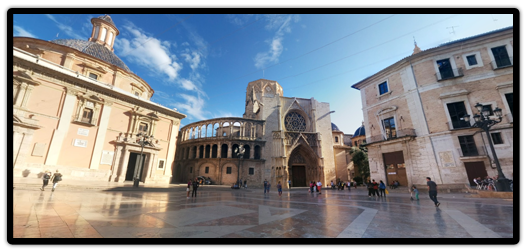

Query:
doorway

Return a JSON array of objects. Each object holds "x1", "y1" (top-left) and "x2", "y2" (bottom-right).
[
  {"x1": 464, "y1": 161, "x2": 488, "y2": 186},
  {"x1": 383, "y1": 151, "x2": 408, "y2": 187},
  {"x1": 291, "y1": 165, "x2": 307, "y2": 187},
  {"x1": 125, "y1": 152, "x2": 145, "y2": 181}
]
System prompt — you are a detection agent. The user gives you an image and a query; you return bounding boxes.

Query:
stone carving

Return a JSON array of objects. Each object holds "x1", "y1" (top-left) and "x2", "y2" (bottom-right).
[{"x1": 285, "y1": 111, "x2": 306, "y2": 132}]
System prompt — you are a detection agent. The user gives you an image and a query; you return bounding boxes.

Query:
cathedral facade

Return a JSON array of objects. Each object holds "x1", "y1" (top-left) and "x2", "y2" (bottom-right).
[{"x1": 173, "y1": 79, "x2": 337, "y2": 187}]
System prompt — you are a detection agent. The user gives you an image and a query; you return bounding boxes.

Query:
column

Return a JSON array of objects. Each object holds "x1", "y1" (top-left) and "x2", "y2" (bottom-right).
[
  {"x1": 89, "y1": 102, "x2": 113, "y2": 169},
  {"x1": 110, "y1": 145, "x2": 124, "y2": 182},
  {"x1": 117, "y1": 146, "x2": 131, "y2": 183},
  {"x1": 250, "y1": 144, "x2": 255, "y2": 159},
  {"x1": 45, "y1": 89, "x2": 77, "y2": 166},
  {"x1": 227, "y1": 143, "x2": 232, "y2": 158},
  {"x1": 217, "y1": 143, "x2": 222, "y2": 158},
  {"x1": 196, "y1": 145, "x2": 201, "y2": 159},
  {"x1": 164, "y1": 120, "x2": 180, "y2": 176}
]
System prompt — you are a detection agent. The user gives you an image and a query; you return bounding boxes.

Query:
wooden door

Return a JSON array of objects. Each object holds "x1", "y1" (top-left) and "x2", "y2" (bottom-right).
[
  {"x1": 464, "y1": 162, "x2": 488, "y2": 186},
  {"x1": 292, "y1": 166, "x2": 306, "y2": 187},
  {"x1": 383, "y1": 151, "x2": 407, "y2": 187}
]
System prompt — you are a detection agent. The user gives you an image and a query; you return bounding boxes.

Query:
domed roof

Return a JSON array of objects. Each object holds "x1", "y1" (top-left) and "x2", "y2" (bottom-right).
[
  {"x1": 50, "y1": 39, "x2": 131, "y2": 73},
  {"x1": 96, "y1": 14, "x2": 117, "y2": 28},
  {"x1": 331, "y1": 123, "x2": 340, "y2": 131},
  {"x1": 352, "y1": 124, "x2": 366, "y2": 138}
]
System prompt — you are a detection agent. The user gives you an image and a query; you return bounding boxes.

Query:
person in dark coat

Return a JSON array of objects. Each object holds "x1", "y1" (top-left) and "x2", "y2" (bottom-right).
[
  {"x1": 192, "y1": 178, "x2": 199, "y2": 197},
  {"x1": 50, "y1": 170, "x2": 62, "y2": 192},
  {"x1": 40, "y1": 171, "x2": 51, "y2": 191}
]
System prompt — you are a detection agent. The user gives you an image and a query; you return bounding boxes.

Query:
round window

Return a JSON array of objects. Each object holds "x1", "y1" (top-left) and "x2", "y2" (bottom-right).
[{"x1": 285, "y1": 111, "x2": 307, "y2": 132}]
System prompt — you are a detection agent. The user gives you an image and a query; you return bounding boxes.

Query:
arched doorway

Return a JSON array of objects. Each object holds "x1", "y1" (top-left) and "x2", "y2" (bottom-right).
[{"x1": 287, "y1": 145, "x2": 319, "y2": 187}]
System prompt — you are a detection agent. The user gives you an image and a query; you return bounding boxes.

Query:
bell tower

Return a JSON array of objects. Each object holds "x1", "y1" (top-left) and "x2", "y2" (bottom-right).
[{"x1": 89, "y1": 14, "x2": 119, "y2": 52}]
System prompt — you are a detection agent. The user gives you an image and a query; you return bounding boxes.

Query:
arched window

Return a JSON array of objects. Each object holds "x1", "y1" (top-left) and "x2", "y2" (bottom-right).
[
  {"x1": 232, "y1": 144, "x2": 239, "y2": 158},
  {"x1": 205, "y1": 145, "x2": 211, "y2": 158},
  {"x1": 243, "y1": 145, "x2": 250, "y2": 159},
  {"x1": 335, "y1": 136, "x2": 338, "y2": 143},
  {"x1": 221, "y1": 144, "x2": 228, "y2": 158},
  {"x1": 199, "y1": 145, "x2": 204, "y2": 158},
  {"x1": 284, "y1": 111, "x2": 307, "y2": 132},
  {"x1": 254, "y1": 145, "x2": 261, "y2": 160},
  {"x1": 212, "y1": 145, "x2": 218, "y2": 158}
]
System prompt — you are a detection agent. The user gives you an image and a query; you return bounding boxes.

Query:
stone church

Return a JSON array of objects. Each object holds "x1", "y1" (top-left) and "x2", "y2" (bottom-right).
[{"x1": 173, "y1": 79, "x2": 340, "y2": 187}]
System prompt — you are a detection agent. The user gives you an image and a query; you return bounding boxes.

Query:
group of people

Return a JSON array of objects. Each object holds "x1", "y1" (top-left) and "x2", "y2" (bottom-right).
[
  {"x1": 390, "y1": 180, "x2": 400, "y2": 189},
  {"x1": 366, "y1": 179, "x2": 387, "y2": 197},
  {"x1": 186, "y1": 178, "x2": 200, "y2": 198},
  {"x1": 330, "y1": 180, "x2": 358, "y2": 191},
  {"x1": 40, "y1": 170, "x2": 62, "y2": 192},
  {"x1": 473, "y1": 176, "x2": 497, "y2": 189},
  {"x1": 263, "y1": 179, "x2": 283, "y2": 196},
  {"x1": 309, "y1": 181, "x2": 323, "y2": 194}
]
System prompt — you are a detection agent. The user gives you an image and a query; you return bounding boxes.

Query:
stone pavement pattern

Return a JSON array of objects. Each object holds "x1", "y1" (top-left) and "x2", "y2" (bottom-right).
[{"x1": 12, "y1": 184, "x2": 513, "y2": 238}]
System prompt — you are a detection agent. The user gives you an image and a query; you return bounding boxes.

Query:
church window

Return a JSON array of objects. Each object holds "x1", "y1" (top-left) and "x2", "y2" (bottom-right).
[
  {"x1": 335, "y1": 136, "x2": 338, "y2": 143},
  {"x1": 284, "y1": 111, "x2": 307, "y2": 132},
  {"x1": 88, "y1": 73, "x2": 98, "y2": 80},
  {"x1": 226, "y1": 167, "x2": 232, "y2": 174},
  {"x1": 139, "y1": 123, "x2": 148, "y2": 133},
  {"x1": 81, "y1": 108, "x2": 93, "y2": 123}
]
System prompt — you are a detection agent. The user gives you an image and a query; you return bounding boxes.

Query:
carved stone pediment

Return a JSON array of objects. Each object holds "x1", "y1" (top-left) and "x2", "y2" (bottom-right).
[
  {"x1": 80, "y1": 63, "x2": 107, "y2": 74},
  {"x1": 13, "y1": 70, "x2": 41, "y2": 86}
]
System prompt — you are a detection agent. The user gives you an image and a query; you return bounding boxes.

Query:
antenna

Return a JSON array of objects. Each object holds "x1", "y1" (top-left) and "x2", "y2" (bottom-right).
[
  {"x1": 446, "y1": 26, "x2": 460, "y2": 35},
  {"x1": 413, "y1": 36, "x2": 417, "y2": 46}
]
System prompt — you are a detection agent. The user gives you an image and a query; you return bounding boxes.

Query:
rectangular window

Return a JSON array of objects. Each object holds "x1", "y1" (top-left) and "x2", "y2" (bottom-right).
[
  {"x1": 226, "y1": 167, "x2": 232, "y2": 174},
  {"x1": 491, "y1": 133, "x2": 504, "y2": 145},
  {"x1": 335, "y1": 137, "x2": 338, "y2": 143},
  {"x1": 482, "y1": 104, "x2": 494, "y2": 116},
  {"x1": 383, "y1": 117, "x2": 396, "y2": 139},
  {"x1": 466, "y1": 55, "x2": 478, "y2": 66},
  {"x1": 205, "y1": 166, "x2": 209, "y2": 174},
  {"x1": 249, "y1": 168, "x2": 254, "y2": 175},
  {"x1": 378, "y1": 81, "x2": 388, "y2": 95},
  {"x1": 491, "y1": 46, "x2": 512, "y2": 68},
  {"x1": 88, "y1": 73, "x2": 98, "y2": 80},
  {"x1": 505, "y1": 93, "x2": 513, "y2": 116},
  {"x1": 447, "y1": 102, "x2": 470, "y2": 129},
  {"x1": 158, "y1": 160, "x2": 165, "y2": 170},
  {"x1": 437, "y1": 58, "x2": 454, "y2": 79},
  {"x1": 82, "y1": 108, "x2": 93, "y2": 123},
  {"x1": 139, "y1": 123, "x2": 148, "y2": 133},
  {"x1": 190, "y1": 167, "x2": 193, "y2": 173},
  {"x1": 458, "y1": 135, "x2": 478, "y2": 156}
]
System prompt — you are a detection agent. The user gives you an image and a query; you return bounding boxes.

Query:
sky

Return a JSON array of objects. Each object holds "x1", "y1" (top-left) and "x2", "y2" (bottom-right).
[{"x1": 11, "y1": 12, "x2": 514, "y2": 135}]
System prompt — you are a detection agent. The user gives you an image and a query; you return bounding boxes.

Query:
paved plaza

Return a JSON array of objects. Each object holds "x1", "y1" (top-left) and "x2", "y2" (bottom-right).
[{"x1": 10, "y1": 181, "x2": 515, "y2": 241}]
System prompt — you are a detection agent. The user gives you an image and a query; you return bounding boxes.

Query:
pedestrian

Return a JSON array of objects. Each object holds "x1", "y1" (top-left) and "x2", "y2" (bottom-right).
[
  {"x1": 266, "y1": 181, "x2": 271, "y2": 193},
  {"x1": 277, "y1": 181, "x2": 282, "y2": 197},
  {"x1": 340, "y1": 181, "x2": 345, "y2": 191},
  {"x1": 263, "y1": 179, "x2": 268, "y2": 193},
  {"x1": 367, "y1": 180, "x2": 373, "y2": 197},
  {"x1": 244, "y1": 180, "x2": 247, "y2": 189},
  {"x1": 331, "y1": 180, "x2": 335, "y2": 189},
  {"x1": 288, "y1": 179, "x2": 291, "y2": 189},
  {"x1": 309, "y1": 181, "x2": 314, "y2": 193},
  {"x1": 192, "y1": 178, "x2": 199, "y2": 197},
  {"x1": 411, "y1": 185, "x2": 420, "y2": 200},
  {"x1": 186, "y1": 179, "x2": 192, "y2": 198},
  {"x1": 40, "y1": 170, "x2": 51, "y2": 191},
  {"x1": 372, "y1": 179, "x2": 380, "y2": 197},
  {"x1": 379, "y1": 180, "x2": 386, "y2": 197},
  {"x1": 317, "y1": 180, "x2": 322, "y2": 194},
  {"x1": 426, "y1": 177, "x2": 440, "y2": 207},
  {"x1": 347, "y1": 181, "x2": 351, "y2": 191},
  {"x1": 353, "y1": 180, "x2": 357, "y2": 188},
  {"x1": 50, "y1": 170, "x2": 62, "y2": 192}
]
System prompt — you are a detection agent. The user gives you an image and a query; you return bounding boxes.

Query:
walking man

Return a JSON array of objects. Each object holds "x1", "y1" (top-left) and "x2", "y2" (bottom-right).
[
  {"x1": 50, "y1": 170, "x2": 62, "y2": 192},
  {"x1": 426, "y1": 177, "x2": 440, "y2": 207},
  {"x1": 277, "y1": 181, "x2": 283, "y2": 197},
  {"x1": 192, "y1": 178, "x2": 199, "y2": 197},
  {"x1": 40, "y1": 171, "x2": 51, "y2": 191},
  {"x1": 288, "y1": 179, "x2": 291, "y2": 189},
  {"x1": 263, "y1": 179, "x2": 268, "y2": 193}
]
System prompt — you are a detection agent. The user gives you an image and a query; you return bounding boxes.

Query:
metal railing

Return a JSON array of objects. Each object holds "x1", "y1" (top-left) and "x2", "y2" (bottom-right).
[
  {"x1": 435, "y1": 67, "x2": 464, "y2": 81},
  {"x1": 491, "y1": 56, "x2": 513, "y2": 69},
  {"x1": 365, "y1": 129, "x2": 416, "y2": 144},
  {"x1": 457, "y1": 146, "x2": 487, "y2": 157}
]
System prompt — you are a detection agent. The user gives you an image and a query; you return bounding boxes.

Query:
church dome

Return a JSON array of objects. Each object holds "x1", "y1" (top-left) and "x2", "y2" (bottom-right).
[
  {"x1": 331, "y1": 123, "x2": 340, "y2": 131},
  {"x1": 352, "y1": 124, "x2": 366, "y2": 137},
  {"x1": 50, "y1": 39, "x2": 131, "y2": 73}
]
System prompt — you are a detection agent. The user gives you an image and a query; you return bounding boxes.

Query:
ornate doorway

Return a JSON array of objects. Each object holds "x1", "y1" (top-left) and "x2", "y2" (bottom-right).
[{"x1": 291, "y1": 166, "x2": 306, "y2": 187}]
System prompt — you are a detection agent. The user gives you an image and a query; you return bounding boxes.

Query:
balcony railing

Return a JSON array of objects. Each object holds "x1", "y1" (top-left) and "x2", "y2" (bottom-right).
[
  {"x1": 458, "y1": 146, "x2": 487, "y2": 157},
  {"x1": 435, "y1": 67, "x2": 464, "y2": 81},
  {"x1": 491, "y1": 56, "x2": 513, "y2": 70},
  {"x1": 365, "y1": 129, "x2": 416, "y2": 144}
]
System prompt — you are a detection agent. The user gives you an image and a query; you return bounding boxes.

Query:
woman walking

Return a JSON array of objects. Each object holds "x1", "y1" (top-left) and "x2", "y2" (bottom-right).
[
  {"x1": 277, "y1": 181, "x2": 283, "y2": 197},
  {"x1": 40, "y1": 171, "x2": 51, "y2": 191},
  {"x1": 367, "y1": 180, "x2": 374, "y2": 197},
  {"x1": 187, "y1": 179, "x2": 192, "y2": 198},
  {"x1": 50, "y1": 170, "x2": 62, "y2": 192}
]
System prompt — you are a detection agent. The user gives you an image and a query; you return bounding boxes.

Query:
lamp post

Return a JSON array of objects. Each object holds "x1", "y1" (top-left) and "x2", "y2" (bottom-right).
[
  {"x1": 133, "y1": 132, "x2": 154, "y2": 188},
  {"x1": 234, "y1": 146, "x2": 245, "y2": 188},
  {"x1": 463, "y1": 103, "x2": 510, "y2": 192}
]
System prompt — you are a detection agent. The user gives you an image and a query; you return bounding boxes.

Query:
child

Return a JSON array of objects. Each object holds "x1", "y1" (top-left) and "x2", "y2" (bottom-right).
[
  {"x1": 411, "y1": 185, "x2": 419, "y2": 200},
  {"x1": 277, "y1": 181, "x2": 282, "y2": 197}
]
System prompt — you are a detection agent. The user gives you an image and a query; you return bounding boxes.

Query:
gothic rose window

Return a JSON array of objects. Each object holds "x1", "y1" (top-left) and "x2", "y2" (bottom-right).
[{"x1": 285, "y1": 111, "x2": 306, "y2": 132}]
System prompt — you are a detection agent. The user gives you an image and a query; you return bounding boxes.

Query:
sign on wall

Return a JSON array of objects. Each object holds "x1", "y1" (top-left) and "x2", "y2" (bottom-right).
[
  {"x1": 77, "y1": 128, "x2": 89, "y2": 136},
  {"x1": 439, "y1": 151, "x2": 456, "y2": 168},
  {"x1": 73, "y1": 139, "x2": 88, "y2": 148},
  {"x1": 100, "y1": 150, "x2": 114, "y2": 165}
]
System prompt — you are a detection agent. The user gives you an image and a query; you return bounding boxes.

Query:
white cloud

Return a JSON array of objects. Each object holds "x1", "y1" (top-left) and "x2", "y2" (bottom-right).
[
  {"x1": 181, "y1": 42, "x2": 190, "y2": 46},
  {"x1": 226, "y1": 14, "x2": 254, "y2": 26},
  {"x1": 115, "y1": 23, "x2": 183, "y2": 81},
  {"x1": 172, "y1": 94, "x2": 209, "y2": 121},
  {"x1": 182, "y1": 51, "x2": 201, "y2": 71},
  {"x1": 13, "y1": 25, "x2": 36, "y2": 38},
  {"x1": 253, "y1": 14, "x2": 299, "y2": 69},
  {"x1": 254, "y1": 37, "x2": 283, "y2": 69},
  {"x1": 45, "y1": 14, "x2": 84, "y2": 39}
]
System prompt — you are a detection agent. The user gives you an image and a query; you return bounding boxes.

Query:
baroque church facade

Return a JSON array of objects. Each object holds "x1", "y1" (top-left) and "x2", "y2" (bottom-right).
[
  {"x1": 174, "y1": 79, "x2": 340, "y2": 187},
  {"x1": 13, "y1": 15, "x2": 186, "y2": 184}
]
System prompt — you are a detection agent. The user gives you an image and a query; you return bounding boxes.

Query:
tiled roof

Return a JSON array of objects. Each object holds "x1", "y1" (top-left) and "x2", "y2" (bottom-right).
[
  {"x1": 331, "y1": 123, "x2": 340, "y2": 131},
  {"x1": 50, "y1": 39, "x2": 131, "y2": 72},
  {"x1": 352, "y1": 125, "x2": 365, "y2": 138},
  {"x1": 97, "y1": 14, "x2": 117, "y2": 28}
]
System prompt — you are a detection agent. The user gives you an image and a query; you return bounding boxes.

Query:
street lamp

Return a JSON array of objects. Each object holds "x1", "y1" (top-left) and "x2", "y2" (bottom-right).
[
  {"x1": 463, "y1": 103, "x2": 510, "y2": 192},
  {"x1": 234, "y1": 146, "x2": 245, "y2": 188},
  {"x1": 133, "y1": 132, "x2": 155, "y2": 188}
]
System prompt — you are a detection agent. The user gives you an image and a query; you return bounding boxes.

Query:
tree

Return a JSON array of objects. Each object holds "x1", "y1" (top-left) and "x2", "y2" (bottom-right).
[{"x1": 349, "y1": 146, "x2": 370, "y2": 183}]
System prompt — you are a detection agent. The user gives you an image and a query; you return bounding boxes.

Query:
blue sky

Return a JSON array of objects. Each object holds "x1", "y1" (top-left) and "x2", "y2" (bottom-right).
[{"x1": 12, "y1": 13, "x2": 514, "y2": 134}]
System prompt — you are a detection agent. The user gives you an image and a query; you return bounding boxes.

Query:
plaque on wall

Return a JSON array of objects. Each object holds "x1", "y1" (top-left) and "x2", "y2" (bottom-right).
[
  {"x1": 73, "y1": 139, "x2": 88, "y2": 148},
  {"x1": 439, "y1": 151, "x2": 456, "y2": 168},
  {"x1": 32, "y1": 143, "x2": 46, "y2": 157},
  {"x1": 77, "y1": 128, "x2": 89, "y2": 136},
  {"x1": 100, "y1": 150, "x2": 114, "y2": 165}
]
